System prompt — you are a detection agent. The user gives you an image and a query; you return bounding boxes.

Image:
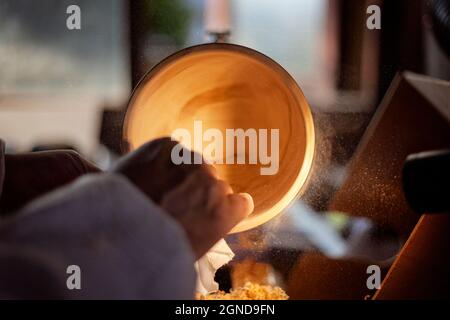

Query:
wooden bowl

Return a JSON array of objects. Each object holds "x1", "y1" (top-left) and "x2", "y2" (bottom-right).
[{"x1": 123, "y1": 43, "x2": 315, "y2": 233}]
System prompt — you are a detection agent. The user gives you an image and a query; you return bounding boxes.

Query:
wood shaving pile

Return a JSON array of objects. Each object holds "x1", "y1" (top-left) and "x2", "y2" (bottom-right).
[{"x1": 197, "y1": 282, "x2": 289, "y2": 300}]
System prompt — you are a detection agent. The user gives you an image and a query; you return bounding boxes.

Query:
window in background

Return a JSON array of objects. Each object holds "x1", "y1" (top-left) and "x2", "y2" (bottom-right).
[
  {"x1": 0, "y1": 0, "x2": 130, "y2": 155},
  {"x1": 184, "y1": 0, "x2": 330, "y2": 110},
  {"x1": 139, "y1": 0, "x2": 379, "y2": 113},
  {"x1": 0, "y1": 0, "x2": 129, "y2": 101}
]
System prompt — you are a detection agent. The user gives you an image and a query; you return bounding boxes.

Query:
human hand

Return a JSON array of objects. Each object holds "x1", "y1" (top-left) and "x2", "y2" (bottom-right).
[
  {"x1": 161, "y1": 164, "x2": 253, "y2": 258},
  {"x1": 112, "y1": 138, "x2": 254, "y2": 258},
  {"x1": 0, "y1": 149, "x2": 100, "y2": 215}
]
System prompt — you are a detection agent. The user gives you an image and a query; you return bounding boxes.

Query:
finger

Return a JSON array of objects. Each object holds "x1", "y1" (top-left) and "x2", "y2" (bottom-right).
[
  {"x1": 207, "y1": 179, "x2": 233, "y2": 210},
  {"x1": 164, "y1": 167, "x2": 221, "y2": 214},
  {"x1": 237, "y1": 193, "x2": 254, "y2": 215},
  {"x1": 229, "y1": 192, "x2": 254, "y2": 218},
  {"x1": 214, "y1": 179, "x2": 233, "y2": 195},
  {"x1": 161, "y1": 170, "x2": 210, "y2": 216},
  {"x1": 203, "y1": 163, "x2": 219, "y2": 179},
  {"x1": 190, "y1": 168, "x2": 217, "y2": 190},
  {"x1": 216, "y1": 192, "x2": 254, "y2": 233}
]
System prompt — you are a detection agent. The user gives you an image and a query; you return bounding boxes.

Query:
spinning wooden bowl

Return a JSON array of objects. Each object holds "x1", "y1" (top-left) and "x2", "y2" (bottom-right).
[{"x1": 123, "y1": 43, "x2": 315, "y2": 233}]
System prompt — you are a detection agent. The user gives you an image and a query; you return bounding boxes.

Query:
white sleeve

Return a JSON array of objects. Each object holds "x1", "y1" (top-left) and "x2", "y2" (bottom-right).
[{"x1": 0, "y1": 173, "x2": 196, "y2": 299}]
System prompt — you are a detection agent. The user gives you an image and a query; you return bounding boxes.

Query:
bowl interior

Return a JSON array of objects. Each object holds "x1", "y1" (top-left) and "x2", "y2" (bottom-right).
[{"x1": 124, "y1": 45, "x2": 314, "y2": 232}]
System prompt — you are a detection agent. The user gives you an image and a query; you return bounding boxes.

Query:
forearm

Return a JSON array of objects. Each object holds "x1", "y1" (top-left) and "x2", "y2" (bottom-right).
[
  {"x1": 0, "y1": 173, "x2": 196, "y2": 299},
  {"x1": 0, "y1": 147, "x2": 100, "y2": 216}
]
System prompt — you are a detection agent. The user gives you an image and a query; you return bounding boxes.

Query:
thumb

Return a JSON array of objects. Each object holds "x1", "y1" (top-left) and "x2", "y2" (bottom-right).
[
  {"x1": 224, "y1": 192, "x2": 254, "y2": 228},
  {"x1": 236, "y1": 193, "x2": 254, "y2": 216}
]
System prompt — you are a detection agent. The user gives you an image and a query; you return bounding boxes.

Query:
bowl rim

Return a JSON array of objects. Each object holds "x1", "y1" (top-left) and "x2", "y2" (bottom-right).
[{"x1": 122, "y1": 43, "x2": 315, "y2": 233}]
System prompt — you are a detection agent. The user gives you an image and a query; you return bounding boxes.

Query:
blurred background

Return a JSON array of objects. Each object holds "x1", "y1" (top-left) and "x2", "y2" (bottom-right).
[
  {"x1": 1, "y1": 0, "x2": 448, "y2": 156},
  {"x1": 1, "y1": 0, "x2": 448, "y2": 208},
  {"x1": 0, "y1": 0, "x2": 449, "y2": 298}
]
